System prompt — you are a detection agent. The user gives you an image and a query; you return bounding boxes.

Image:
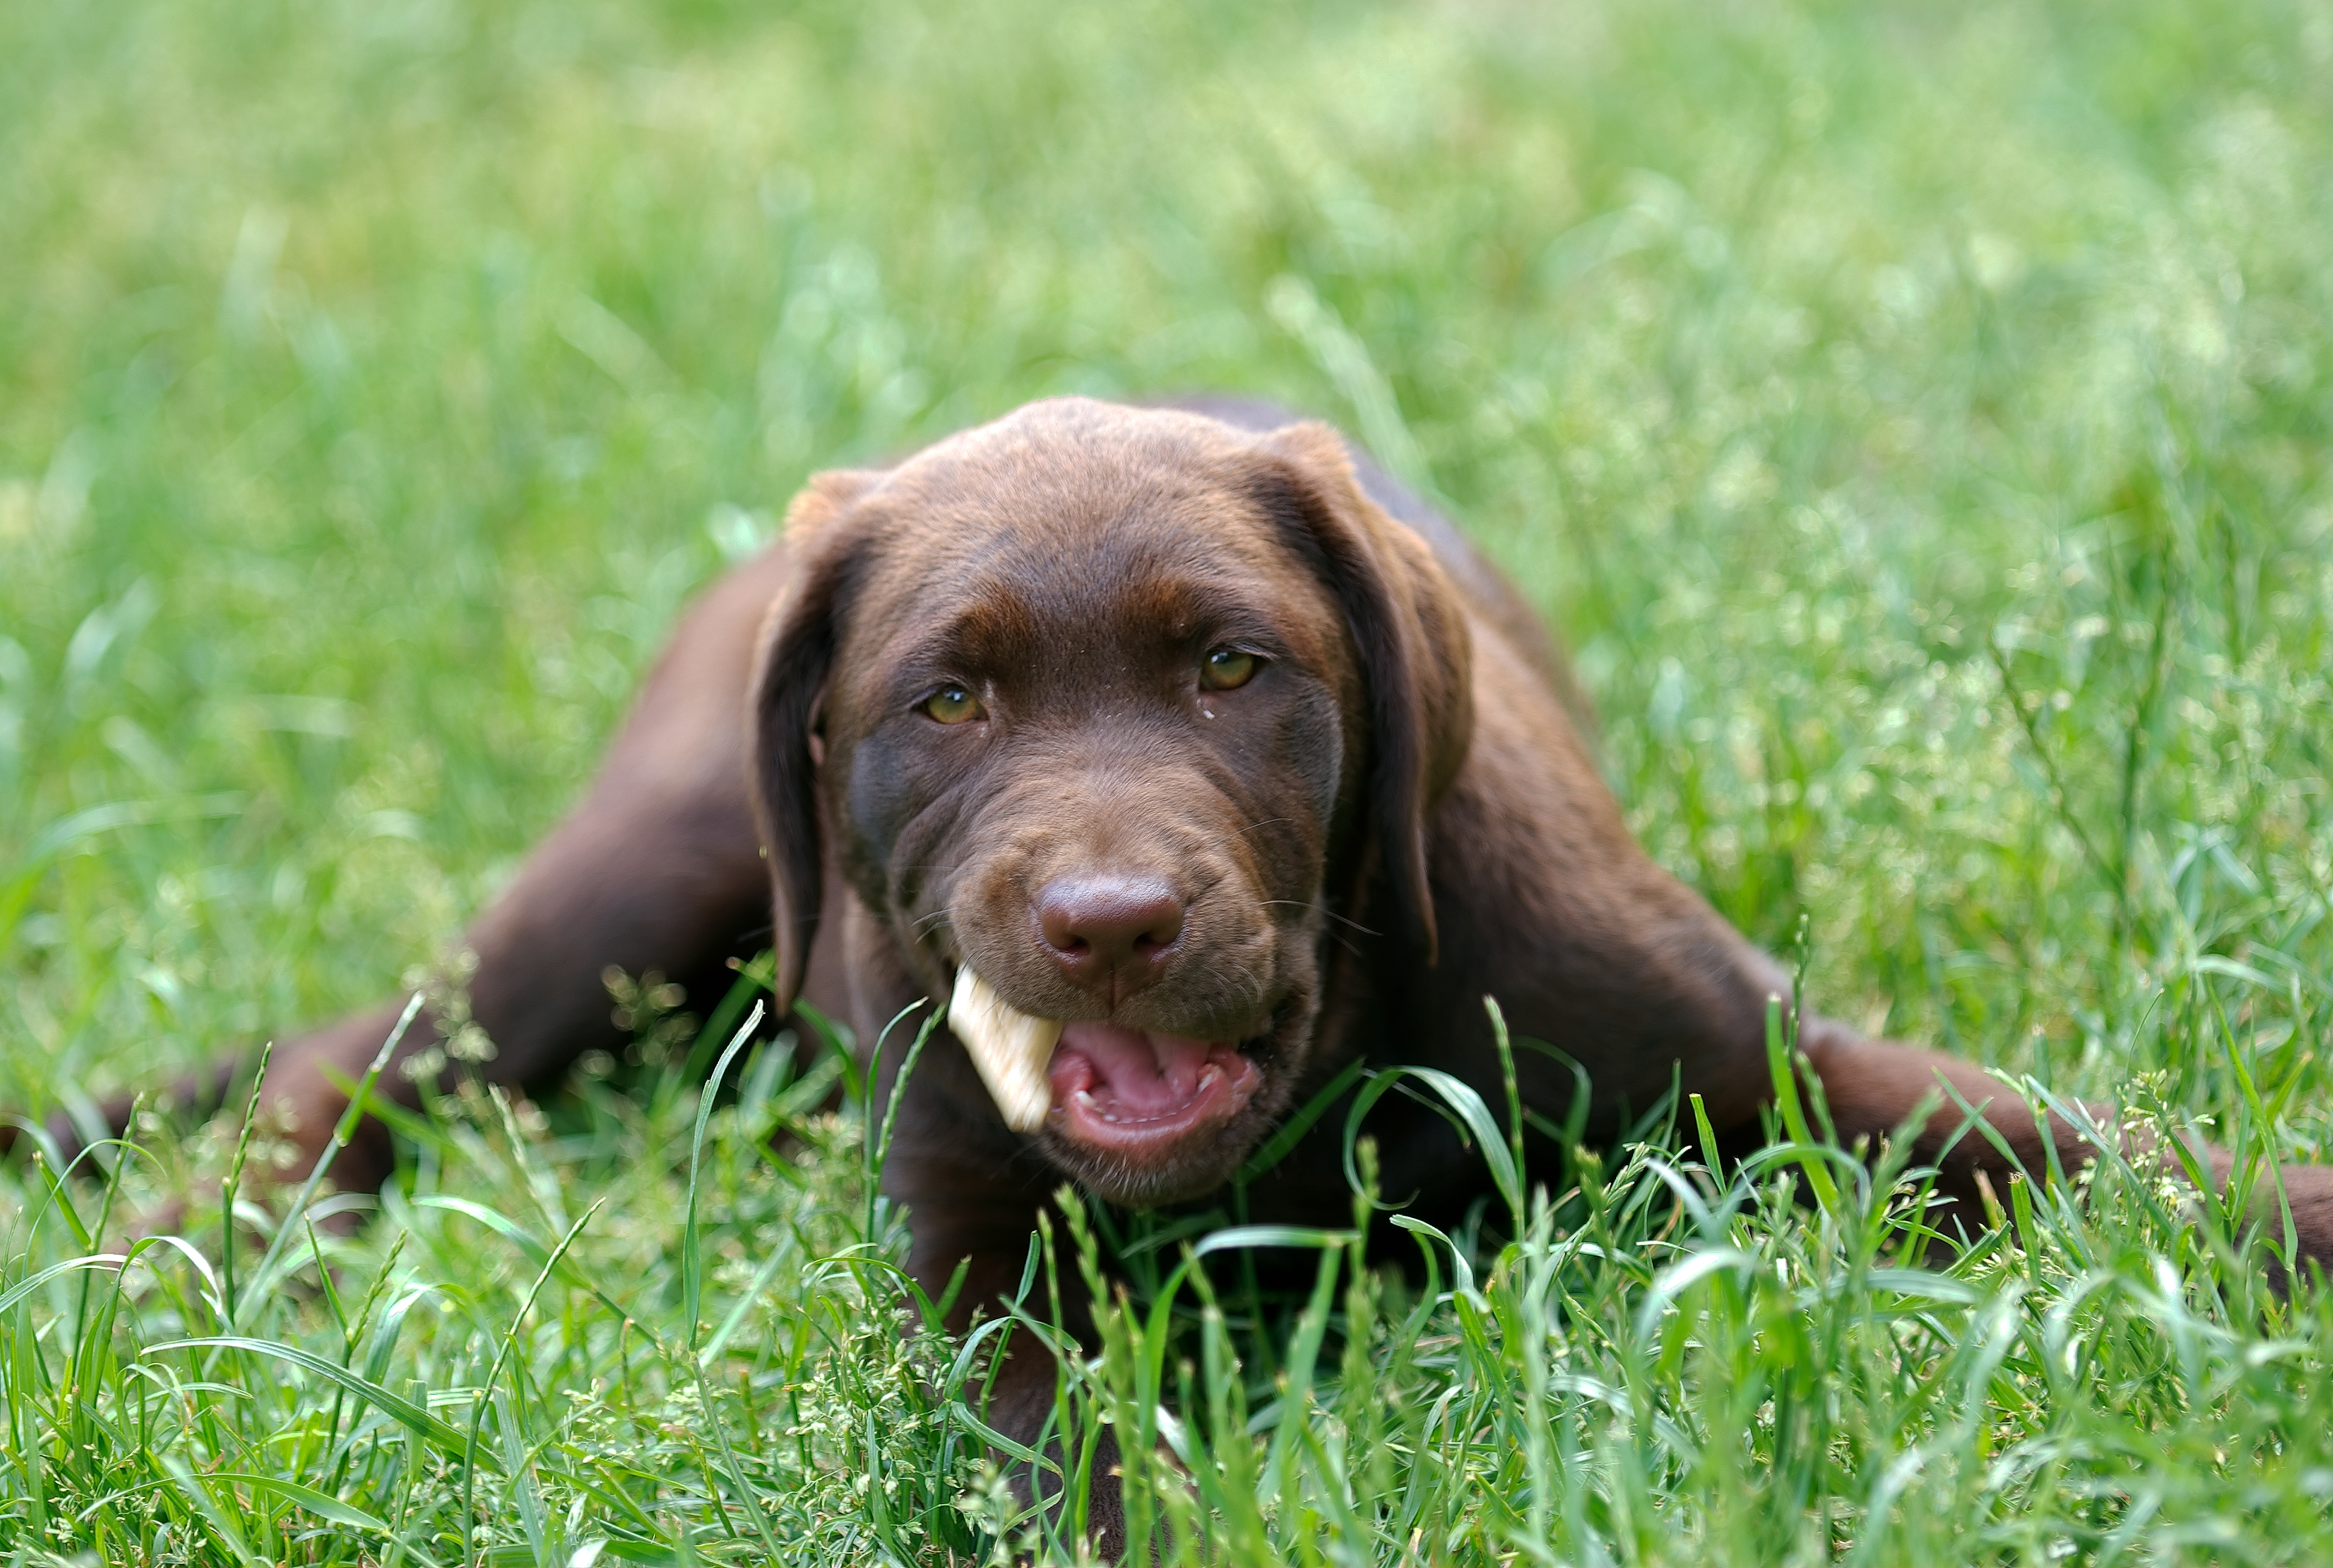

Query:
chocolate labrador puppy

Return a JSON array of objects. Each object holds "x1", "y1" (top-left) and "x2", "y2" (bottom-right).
[{"x1": 49, "y1": 396, "x2": 2333, "y2": 1546}]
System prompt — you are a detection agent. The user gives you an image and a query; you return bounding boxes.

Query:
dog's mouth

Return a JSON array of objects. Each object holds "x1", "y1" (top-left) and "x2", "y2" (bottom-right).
[
  {"x1": 1049, "y1": 1023, "x2": 1262, "y2": 1151},
  {"x1": 949, "y1": 967, "x2": 1265, "y2": 1152}
]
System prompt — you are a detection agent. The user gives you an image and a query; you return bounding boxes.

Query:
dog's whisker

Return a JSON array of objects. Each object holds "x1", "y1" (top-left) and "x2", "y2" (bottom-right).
[{"x1": 1257, "y1": 898, "x2": 1379, "y2": 937}]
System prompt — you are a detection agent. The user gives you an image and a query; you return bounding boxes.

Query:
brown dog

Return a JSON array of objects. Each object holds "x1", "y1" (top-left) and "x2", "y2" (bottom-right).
[{"x1": 54, "y1": 396, "x2": 2333, "y2": 1544}]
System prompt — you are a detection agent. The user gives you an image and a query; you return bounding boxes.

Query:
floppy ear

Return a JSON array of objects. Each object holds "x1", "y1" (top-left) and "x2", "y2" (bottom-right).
[
  {"x1": 749, "y1": 468, "x2": 880, "y2": 1011},
  {"x1": 1248, "y1": 422, "x2": 1473, "y2": 961}
]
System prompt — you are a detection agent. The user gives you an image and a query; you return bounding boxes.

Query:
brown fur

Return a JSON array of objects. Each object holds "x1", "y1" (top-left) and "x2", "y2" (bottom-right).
[{"x1": 37, "y1": 396, "x2": 2333, "y2": 1555}]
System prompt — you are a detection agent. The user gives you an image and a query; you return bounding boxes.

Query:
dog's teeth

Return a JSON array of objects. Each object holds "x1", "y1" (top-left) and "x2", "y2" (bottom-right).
[{"x1": 949, "y1": 966, "x2": 1062, "y2": 1133}]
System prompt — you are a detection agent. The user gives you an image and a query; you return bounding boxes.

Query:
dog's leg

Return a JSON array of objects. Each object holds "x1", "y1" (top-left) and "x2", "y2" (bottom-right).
[
  {"x1": 1798, "y1": 1024, "x2": 2333, "y2": 1266},
  {"x1": 41, "y1": 545, "x2": 819, "y2": 1190},
  {"x1": 903, "y1": 1184, "x2": 1130, "y2": 1563},
  {"x1": 1417, "y1": 649, "x2": 2333, "y2": 1274},
  {"x1": 866, "y1": 967, "x2": 1132, "y2": 1559}
]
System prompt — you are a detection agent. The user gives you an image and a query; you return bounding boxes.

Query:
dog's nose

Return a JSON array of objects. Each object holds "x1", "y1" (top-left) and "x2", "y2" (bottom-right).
[{"x1": 1035, "y1": 875, "x2": 1186, "y2": 995}]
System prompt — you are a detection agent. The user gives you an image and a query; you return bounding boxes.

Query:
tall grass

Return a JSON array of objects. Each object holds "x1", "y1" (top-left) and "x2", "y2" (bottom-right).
[
  {"x1": 9, "y1": 975, "x2": 2333, "y2": 1561},
  {"x1": 5, "y1": 0, "x2": 2333, "y2": 1559}
]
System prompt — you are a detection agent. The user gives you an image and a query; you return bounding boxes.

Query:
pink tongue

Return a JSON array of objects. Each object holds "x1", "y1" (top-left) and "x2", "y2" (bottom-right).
[{"x1": 1052, "y1": 1022, "x2": 1216, "y2": 1116}]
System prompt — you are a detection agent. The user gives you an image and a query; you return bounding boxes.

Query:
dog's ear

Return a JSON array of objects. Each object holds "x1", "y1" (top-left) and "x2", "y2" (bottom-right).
[
  {"x1": 750, "y1": 468, "x2": 880, "y2": 1011},
  {"x1": 1248, "y1": 422, "x2": 1473, "y2": 961}
]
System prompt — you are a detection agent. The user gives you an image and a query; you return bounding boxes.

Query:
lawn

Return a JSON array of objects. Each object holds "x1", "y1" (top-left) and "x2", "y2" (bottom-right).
[{"x1": 5, "y1": 0, "x2": 2333, "y2": 1560}]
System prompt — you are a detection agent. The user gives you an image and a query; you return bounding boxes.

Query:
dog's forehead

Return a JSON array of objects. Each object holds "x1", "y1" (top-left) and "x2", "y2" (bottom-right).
[
  {"x1": 875, "y1": 402, "x2": 1272, "y2": 557},
  {"x1": 847, "y1": 402, "x2": 1341, "y2": 661}
]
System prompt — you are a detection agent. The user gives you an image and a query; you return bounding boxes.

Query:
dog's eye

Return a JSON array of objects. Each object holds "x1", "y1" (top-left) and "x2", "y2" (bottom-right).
[
  {"x1": 922, "y1": 685, "x2": 987, "y2": 724},
  {"x1": 1200, "y1": 648, "x2": 1258, "y2": 691}
]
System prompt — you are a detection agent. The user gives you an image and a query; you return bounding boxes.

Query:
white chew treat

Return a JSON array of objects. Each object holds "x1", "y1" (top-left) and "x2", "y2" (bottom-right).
[{"x1": 949, "y1": 967, "x2": 1062, "y2": 1133}]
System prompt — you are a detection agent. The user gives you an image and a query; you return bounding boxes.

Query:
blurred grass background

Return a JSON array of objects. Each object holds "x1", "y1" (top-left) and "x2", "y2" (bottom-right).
[{"x1": 5, "y1": 0, "x2": 2333, "y2": 1560}]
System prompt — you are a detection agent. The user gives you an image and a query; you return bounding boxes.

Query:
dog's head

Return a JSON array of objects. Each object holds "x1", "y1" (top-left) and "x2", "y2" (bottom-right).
[{"x1": 750, "y1": 399, "x2": 1471, "y2": 1205}]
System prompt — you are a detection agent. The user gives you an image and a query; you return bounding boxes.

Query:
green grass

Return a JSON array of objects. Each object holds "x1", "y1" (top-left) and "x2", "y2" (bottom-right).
[{"x1": 6, "y1": 0, "x2": 2333, "y2": 1560}]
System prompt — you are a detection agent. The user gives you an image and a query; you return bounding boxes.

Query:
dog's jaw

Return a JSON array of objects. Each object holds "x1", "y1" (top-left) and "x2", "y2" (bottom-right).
[
  {"x1": 937, "y1": 952, "x2": 1305, "y2": 1200},
  {"x1": 1032, "y1": 990, "x2": 1316, "y2": 1208}
]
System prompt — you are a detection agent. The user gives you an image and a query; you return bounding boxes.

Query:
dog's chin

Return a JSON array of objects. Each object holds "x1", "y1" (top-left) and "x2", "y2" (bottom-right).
[{"x1": 1040, "y1": 1097, "x2": 1274, "y2": 1208}]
